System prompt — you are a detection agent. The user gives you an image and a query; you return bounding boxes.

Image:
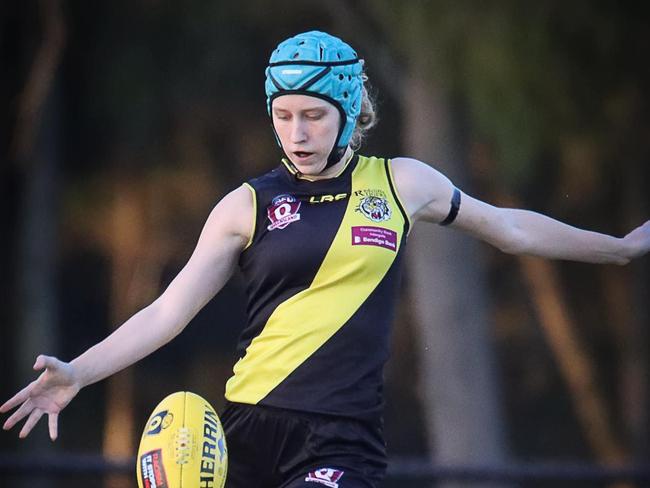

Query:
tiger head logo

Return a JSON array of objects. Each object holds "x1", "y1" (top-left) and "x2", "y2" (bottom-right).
[{"x1": 356, "y1": 196, "x2": 392, "y2": 222}]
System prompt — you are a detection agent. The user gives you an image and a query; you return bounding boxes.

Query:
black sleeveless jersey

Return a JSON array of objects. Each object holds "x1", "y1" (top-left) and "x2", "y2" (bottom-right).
[{"x1": 224, "y1": 154, "x2": 410, "y2": 422}]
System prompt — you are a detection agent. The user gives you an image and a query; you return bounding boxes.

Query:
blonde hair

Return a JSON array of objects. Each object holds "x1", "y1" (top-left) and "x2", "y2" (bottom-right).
[{"x1": 350, "y1": 76, "x2": 378, "y2": 150}]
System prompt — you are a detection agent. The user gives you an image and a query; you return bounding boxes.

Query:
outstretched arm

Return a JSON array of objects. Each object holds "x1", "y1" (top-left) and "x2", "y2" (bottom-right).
[
  {"x1": 391, "y1": 157, "x2": 649, "y2": 264},
  {"x1": 452, "y1": 195, "x2": 648, "y2": 264},
  {"x1": 68, "y1": 185, "x2": 252, "y2": 387},
  {"x1": 1, "y1": 185, "x2": 254, "y2": 439}
]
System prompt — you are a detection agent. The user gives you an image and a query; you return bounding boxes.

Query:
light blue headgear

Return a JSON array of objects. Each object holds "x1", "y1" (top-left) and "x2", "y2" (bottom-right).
[{"x1": 265, "y1": 31, "x2": 364, "y2": 167}]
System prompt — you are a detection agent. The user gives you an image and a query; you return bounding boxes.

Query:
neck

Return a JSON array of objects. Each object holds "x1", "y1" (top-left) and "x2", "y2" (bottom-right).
[{"x1": 303, "y1": 147, "x2": 353, "y2": 180}]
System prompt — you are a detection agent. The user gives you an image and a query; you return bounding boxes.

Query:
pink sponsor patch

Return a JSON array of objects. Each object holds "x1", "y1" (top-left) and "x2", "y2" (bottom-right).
[{"x1": 351, "y1": 226, "x2": 397, "y2": 251}]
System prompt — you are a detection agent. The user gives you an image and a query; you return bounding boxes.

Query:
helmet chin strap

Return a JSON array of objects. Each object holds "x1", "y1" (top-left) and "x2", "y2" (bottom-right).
[
  {"x1": 325, "y1": 108, "x2": 348, "y2": 169},
  {"x1": 326, "y1": 145, "x2": 347, "y2": 168},
  {"x1": 279, "y1": 143, "x2": 347, "y2": 177},
  {"x1": 271, "y1": 114, "x2": 348, "y2": 177}
]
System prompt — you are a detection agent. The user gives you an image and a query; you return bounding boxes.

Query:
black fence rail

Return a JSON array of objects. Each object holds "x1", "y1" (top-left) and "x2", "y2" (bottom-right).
[
  {"x1": 387, "y1": 457, "x2": 650, "y2": 484},
  {"x1": 1, "y1": 453, "x2": 650, "y2": 484}
]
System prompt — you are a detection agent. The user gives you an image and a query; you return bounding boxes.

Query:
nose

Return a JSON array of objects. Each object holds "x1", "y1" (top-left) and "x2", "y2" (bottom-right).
[{"x1": 290, "y1": 118, "x2": 308, "y2": 144}]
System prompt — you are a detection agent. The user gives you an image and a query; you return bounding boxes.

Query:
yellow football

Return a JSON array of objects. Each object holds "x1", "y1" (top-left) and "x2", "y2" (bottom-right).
[{"x1": 136, "y1": 391, "x2": 227, "y2": 488}]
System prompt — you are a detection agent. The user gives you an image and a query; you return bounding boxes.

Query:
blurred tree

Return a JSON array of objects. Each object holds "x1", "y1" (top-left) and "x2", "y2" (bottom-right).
[
  {"x1": 11, "y1": 0, "x2": 65, "y2": 395},
  {"x1": 5, "y1": 2, "x2": 66, "y2": 488},
  {"x1": 357, "y1": 0, "x2": 650, "y2": 476},
  {"x1": 454, "y1": 1, "x2": 650, "y2": 464},
  {"x1": 360, "y1": 3, "x2": 512, "y2": 487}
]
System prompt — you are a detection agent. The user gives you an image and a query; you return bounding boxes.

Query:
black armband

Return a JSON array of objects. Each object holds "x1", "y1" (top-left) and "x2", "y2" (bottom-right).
[{"x1": 439, "y1": 187, "x2": 461, "y2": 226}]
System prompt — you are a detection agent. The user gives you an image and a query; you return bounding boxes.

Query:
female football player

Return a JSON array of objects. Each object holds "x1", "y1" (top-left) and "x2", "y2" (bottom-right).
[{"x1": 3, "y1": 31, "x2": 649, "y2": 487}]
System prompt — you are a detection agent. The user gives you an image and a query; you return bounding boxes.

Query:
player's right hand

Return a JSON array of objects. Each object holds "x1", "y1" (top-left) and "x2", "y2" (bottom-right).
[{"x1": 1, "y1": 355, "x2": 81, "y2": 441}]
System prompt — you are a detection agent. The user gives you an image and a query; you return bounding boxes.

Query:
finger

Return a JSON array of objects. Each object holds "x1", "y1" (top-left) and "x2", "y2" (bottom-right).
[
  {"x1": 48, "y1": 412, "x2": 59, "y2": 441},
  {"x1": 34, "y1": 355, "x2": 58, "y2": 371},
  {"x1": 19, "y1": 408, "x2": 44, "y2": 439},
  {"x1": 3, "y1": 400, "x2": 34, "y2": 431},
  {"x1": 0, "y1": 382, "x2": 35, "y2": 413}
]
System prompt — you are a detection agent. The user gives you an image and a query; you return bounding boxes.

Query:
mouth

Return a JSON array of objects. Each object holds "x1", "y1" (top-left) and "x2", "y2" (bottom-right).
[{"x1": 292, "y1": 151, "x2": 314, "y2": 161}]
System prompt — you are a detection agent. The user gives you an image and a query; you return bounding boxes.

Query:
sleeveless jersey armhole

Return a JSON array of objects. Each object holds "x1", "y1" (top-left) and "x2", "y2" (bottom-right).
[
  {"x1": 385, "y1": 159, "x2": 412, "y2": 235},
  {"x1": 242, "y1": 182, "x2": 257, "y2": 251}
]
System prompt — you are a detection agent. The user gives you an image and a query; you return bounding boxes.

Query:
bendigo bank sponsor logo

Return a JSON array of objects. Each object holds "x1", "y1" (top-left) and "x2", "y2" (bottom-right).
[
  {"x1": 140, "y1": 449, "x2": 168, "y2": 488},
  {"x1": 267, "y1": 194, "x2": 301, "y2": 231},
  {"x1": 199, "y1": 407, "x2": 227, "y2": 488},
  {"x1": 351, "y1": 226, "x2": 397, "y2": 251}
]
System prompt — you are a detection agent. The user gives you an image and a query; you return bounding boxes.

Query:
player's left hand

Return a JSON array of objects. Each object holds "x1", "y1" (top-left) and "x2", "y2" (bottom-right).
[{"x1": 622, "y1": 220, "x2": 650, "y2": 260}]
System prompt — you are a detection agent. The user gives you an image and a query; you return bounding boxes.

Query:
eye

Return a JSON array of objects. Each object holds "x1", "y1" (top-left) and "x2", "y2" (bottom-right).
[{"x1": 304, "y1": 111, "x2": 325, "y2": 120}]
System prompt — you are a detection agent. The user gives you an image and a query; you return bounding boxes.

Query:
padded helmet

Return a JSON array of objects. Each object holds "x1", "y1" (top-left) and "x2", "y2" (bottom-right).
[{"x1": 265, "y1": 31, "x2": 364, "y2": 166}]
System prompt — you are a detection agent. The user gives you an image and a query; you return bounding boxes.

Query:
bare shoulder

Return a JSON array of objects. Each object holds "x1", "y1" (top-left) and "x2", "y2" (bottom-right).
[
  {"x1": 201, "y1": 184, "x2": 254, "y2": 249},
  {"x1": 390, "y1": 157, "x2": 455, "y2": 224}
]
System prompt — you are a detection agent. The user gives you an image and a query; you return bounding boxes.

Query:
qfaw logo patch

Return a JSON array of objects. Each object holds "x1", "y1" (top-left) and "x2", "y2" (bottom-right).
[
  {"x1": 267, "y1": 194, "x2": 301, "y2": 231},
  {"x1": 305, "y1": 468, "x2": 345, "y2": 488}
]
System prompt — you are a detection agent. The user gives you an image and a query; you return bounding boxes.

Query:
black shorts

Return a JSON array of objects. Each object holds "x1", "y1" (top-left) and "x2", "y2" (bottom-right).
[{"x1": 221, "y1": 402, "x2": 387, "y2": 488}]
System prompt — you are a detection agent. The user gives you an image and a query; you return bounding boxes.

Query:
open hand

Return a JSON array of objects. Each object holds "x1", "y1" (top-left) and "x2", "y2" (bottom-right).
[{"x1": 1, "y1": 355, "x2": 81, "y2": 440}]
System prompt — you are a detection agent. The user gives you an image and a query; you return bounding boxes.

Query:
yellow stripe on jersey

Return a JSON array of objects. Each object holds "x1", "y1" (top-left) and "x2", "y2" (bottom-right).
[{"x1": 225, "y1": 156, "x2": 406, "y2": 404}]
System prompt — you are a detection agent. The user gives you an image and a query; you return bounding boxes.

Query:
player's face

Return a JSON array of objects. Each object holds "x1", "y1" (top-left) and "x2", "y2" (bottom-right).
[{"x1": 271, "y1": 95, "x2": 341, "y2": 175}]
